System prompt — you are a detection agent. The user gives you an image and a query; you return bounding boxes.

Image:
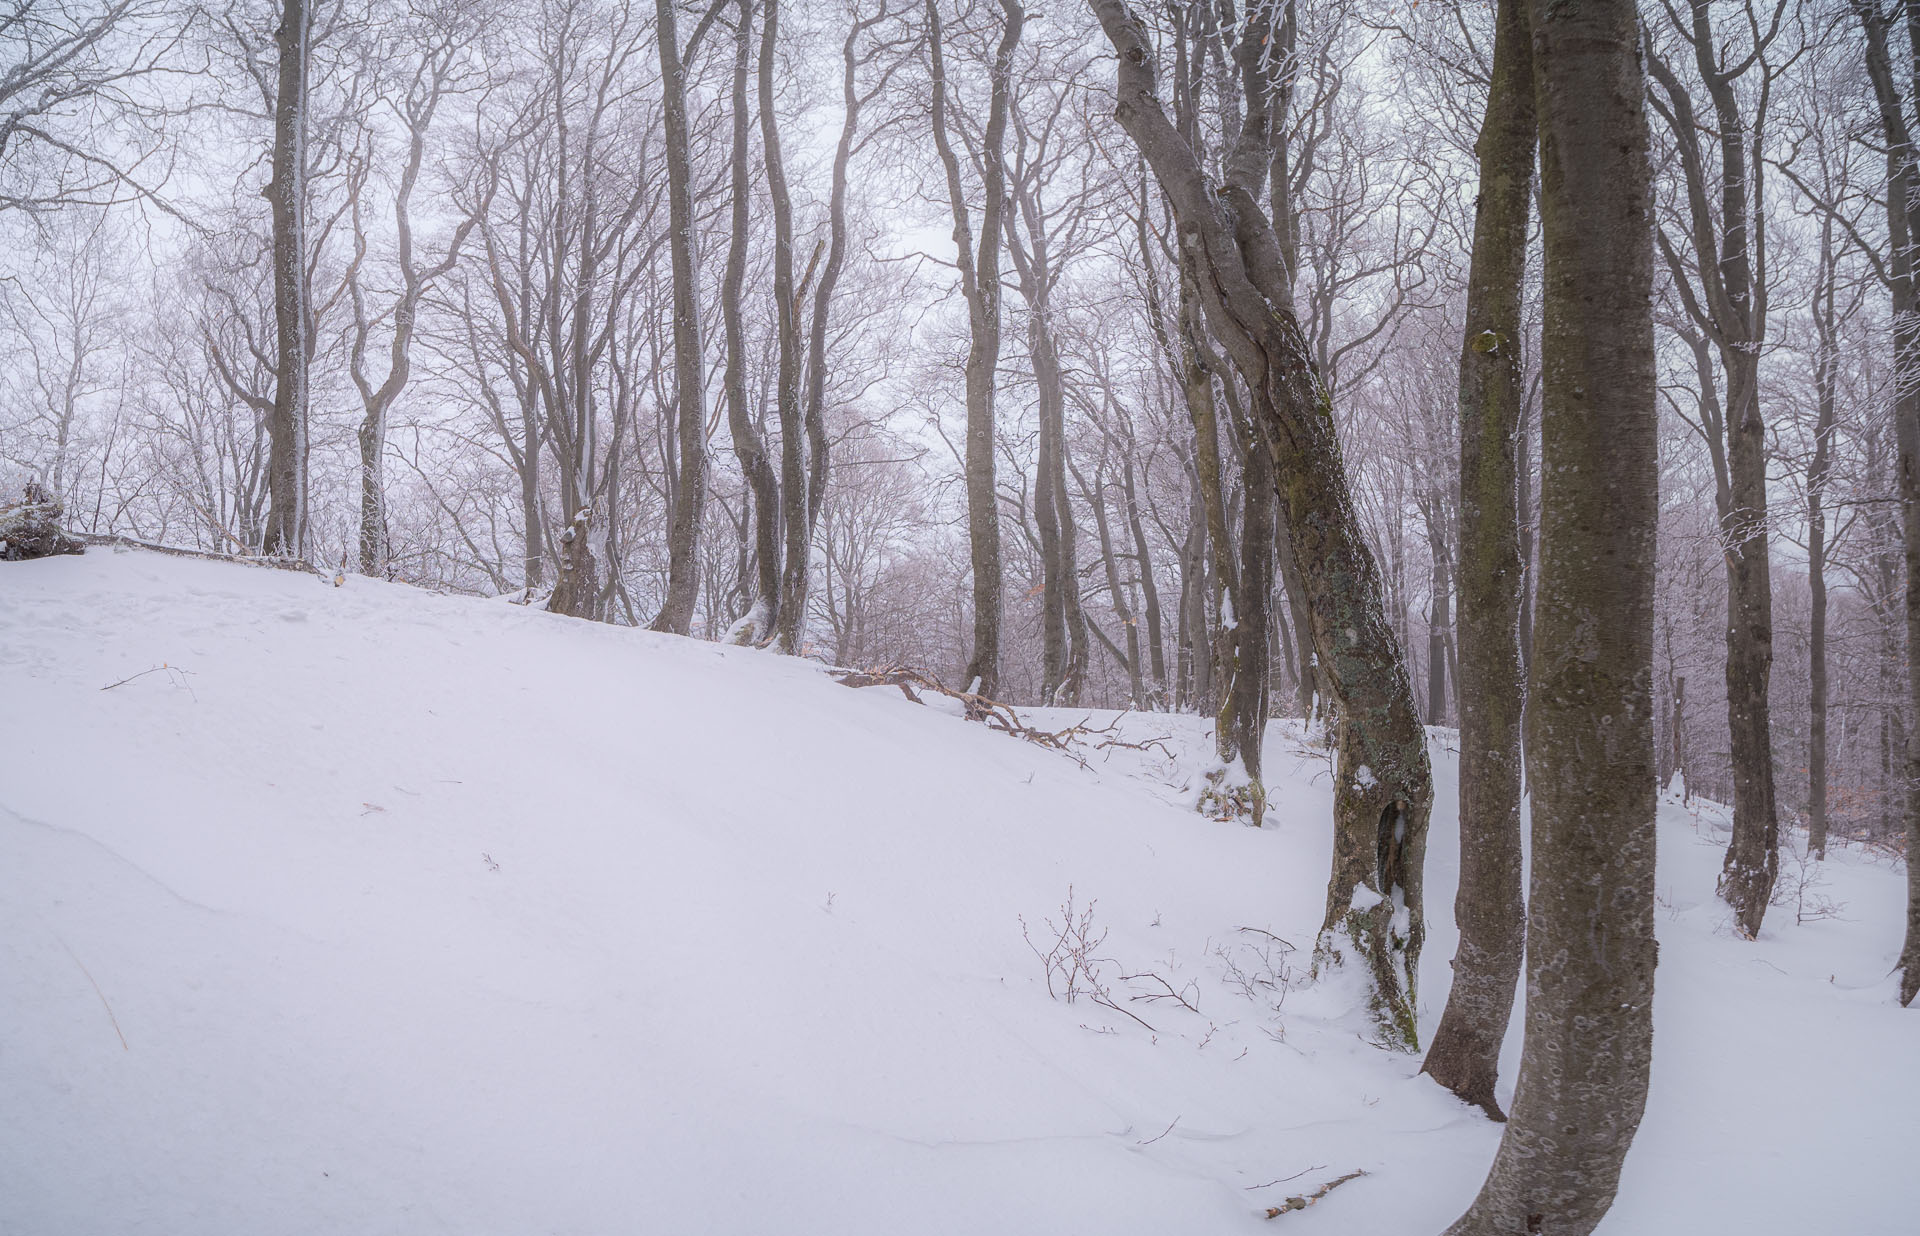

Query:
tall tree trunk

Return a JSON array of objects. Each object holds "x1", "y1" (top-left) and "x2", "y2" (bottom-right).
[
  {"x1": 1274, "y1": 508, "x2": 1317, "y2": 717},
  {"x1": 1181, "y1": 294, "x2": 1238, "y2": 762},
  {"x1": 926, "y1": 0, "x2": 1022, "y2": 696},
  {"x1": 1094, "y1": 0, "x2": 1432, "y2": 1049},
  {"x1": 760, "y1": 0, "x2": 808, "y2": 653},
  {"x1": 264, "y1": 0, "x2": 310, "y2": 560},
  {"x1": 1647, "y1": 3, "x2": 1781, "y2": 938},
  {"x1": 1425, "y1": 503, "x2": 1452, "y2": 727},
  {"x1": 651, "y1": 0, "x2": 709, "y2": 635},
  {"x1": 1807, "y1": 218, "x2": 1840, "y2": 859},
  {"x1": 1672, "y1": 675, "x2": 1689, "y2": 801},
  {"x1": 1716, "y1": 353, "x2": 1781, "y2": 935},
  {"x1": 1085, "y1": 463, "x2": 1146, "y2": 704},
  {"x1": 1422, "y1": 0, "x2": 1532, "y2": 1122},
  {"x1": 727, "y1": 0, "x2": 781, "y2": 635},
  {"x1": 1122, "y1": 448, "x2": 1168, "y2": 704},
  {"x1": 720, "y1": 0, "x2": 781, "y2": 641},
  {"x1": 1855, "y1": 0, "x2": 1920, "y2": 1004},
  {"x1": 1023, "y1": 283, "x2": 1070, "y2": 701},
  {"x1": 1446, "y1": 0, "x2": 1658, "y2": 1226},
  {"x1": 1232, "y1": 394, "x2": 1275, "y2": 816}
]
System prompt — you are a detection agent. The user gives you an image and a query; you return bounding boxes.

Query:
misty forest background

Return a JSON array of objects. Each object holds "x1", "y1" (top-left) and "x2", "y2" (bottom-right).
[{"x1": 0, "y1": 0, "x2": 1907, "y2": 857}]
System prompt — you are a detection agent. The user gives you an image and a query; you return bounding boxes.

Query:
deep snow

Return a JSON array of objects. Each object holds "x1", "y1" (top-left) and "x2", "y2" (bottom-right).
[{"x1": 1, "y1": 549, "x2": 1913, "y2": 1235}]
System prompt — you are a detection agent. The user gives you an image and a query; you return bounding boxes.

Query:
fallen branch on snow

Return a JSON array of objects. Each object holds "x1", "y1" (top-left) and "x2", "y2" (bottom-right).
[
  {"x1": 1261, "y1": 1169, "x2": 1367, "y2": 1219},
  {"x1": 827, "y1": 664, "x2": 1175, "y2": 768}
]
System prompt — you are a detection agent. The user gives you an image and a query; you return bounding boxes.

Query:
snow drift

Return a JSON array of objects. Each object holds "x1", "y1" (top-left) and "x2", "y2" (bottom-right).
[{"x1": 1, "y1": 550, "x2": 1912, "y2": 1234}]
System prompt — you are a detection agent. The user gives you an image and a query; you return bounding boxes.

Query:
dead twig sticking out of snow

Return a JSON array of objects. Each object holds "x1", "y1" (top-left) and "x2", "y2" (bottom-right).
[
  {"x1": 99, "y1": 663, "x2": 196, "y2": 701},
  {"x1": 1020, "y1": 888, "x2": 1159, "y2": 1033},
  {"x1": 1260, "y1": 1169, "x2": 1367, "y2": 1219},
  {"x1": 1245, "y1": 1165, "x2": 1326, "y2": 1190},
  {"x1": 52, "y1": 933, "x2": 128, "y2": 1051},
  {"x1": 1120, "y1": 971, "x2": 1201, "y2": 1014},
  {"x1": 1136, "y1": 1115, "x2": 1181, "y2": 1145},
  {"x1": 828, "y1": 664, "x2": 1174, "y2": 768}
]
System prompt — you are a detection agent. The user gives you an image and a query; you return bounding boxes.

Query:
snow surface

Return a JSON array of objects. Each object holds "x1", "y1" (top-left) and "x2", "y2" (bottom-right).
[{"x1": 1, "y1": 550, "x2": 1914, "y2": 1235}]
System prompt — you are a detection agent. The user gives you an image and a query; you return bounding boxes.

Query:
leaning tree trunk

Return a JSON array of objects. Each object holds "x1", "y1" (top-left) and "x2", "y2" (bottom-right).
[
  {"x1": 1445, "y1": 0, "x2": 1659, "y2": 1228},
  {"x1": 650, "y1": 0, "x2": 709, "y2": 635},
  {"x1": 1093, "y1": 0, "x2": 1432, "y2": 1049},
  {"x1": 263, "y1": 0, "x2": 310, "y2": 560},
  {"x1": 1422, "y1": 0, "x2": 1532, "y2": 1123}
]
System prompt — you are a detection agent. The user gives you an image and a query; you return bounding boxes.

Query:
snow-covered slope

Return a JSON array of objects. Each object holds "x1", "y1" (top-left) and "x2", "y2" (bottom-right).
[{"x1": 1, "y1": 550, "x2": 1912, "y2": 1235}]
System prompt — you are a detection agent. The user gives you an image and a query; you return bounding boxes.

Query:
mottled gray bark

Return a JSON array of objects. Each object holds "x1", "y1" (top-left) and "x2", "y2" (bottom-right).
[
  {"x1": 347, "y1": 31, "x2": 475, "y2": 578},
  {"x1": 721, "y1": 0, "x2": 781, "y2": 641},
  {"x1": 1648, "y1": 3, "x2": 1783, "y2": 939},
  {"x1": 1092, "y1": 0, "x2": 1432, "y2": 1049},
  {"x1": 1854, "y1": 0, "x2": 1920, "y2": 1005},
  {"x1": 1422, "y1": 0, "x2": 1531, "y2": 1123},
  {"x1": 650, "y1": 0, "x2": 709, "y2": 635},
  {"x1": 263, "y1": 0, "x2": 310, "y2": 560},
  {"x1": 786, "y1": 1, "x2": 883, "y2": 651},
  {"x1": 760, "y1": 0, "x2": 808, "y2": 654},
  {"x1": 926, "y1": 0, "x2": 1022, "y2": 697},
  {"x1": 1445, "y1": 0, "x2": 1659, "y2": 1227},
  {"x1": 1807, "y1": 218, "x2": 1841, "y2": 859},
  {"x1": 1006, "y1": 164, "x2": 1086, "y2": 703}
]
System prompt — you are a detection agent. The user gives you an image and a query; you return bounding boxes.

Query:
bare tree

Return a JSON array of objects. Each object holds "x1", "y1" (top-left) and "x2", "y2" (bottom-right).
[
  {"x1": 0, "y1": 0, "x2": 186, "y2": 217},
  {"x1": 1446, "y1": 0, "x2": 1659, "y2": 1226},
  {"x1": 1422, "y1": 0, "x2": 1530, "y2": 1122},
  {"x1": 1852, "y1": 0, "x2": 1920, "y2": 1006},
  {"x1": 649, "y1": 0, "x2": 719, "y2": 633},
  {"x1": 925, "y1": 0, "x2": 1021, "y2": 697},
  {"x1": 1091, "y1": 0, "x2": 1432, "y2": 1048},
  {"x1": 1646, "y1": 0, "x2": 1796, "y2": 939},
  {"x1": 344, "y1": 3, "x2": 482, "y2": 576},
  {"x1": 262, "y1": 0, "x2": 311, "y2": 558}
]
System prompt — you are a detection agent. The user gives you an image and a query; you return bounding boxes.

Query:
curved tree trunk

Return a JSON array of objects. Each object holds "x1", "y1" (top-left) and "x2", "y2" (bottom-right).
[
  {"x1": 1445, "y1": 0, "x2": 1659, "y2": 1227},
  {"x1": 1093, "y1": 0, "x2": 1432, "y2": 1049},
  {"x1": 1422, "y1": 0, "x2": 1532, "y2": 1122}
]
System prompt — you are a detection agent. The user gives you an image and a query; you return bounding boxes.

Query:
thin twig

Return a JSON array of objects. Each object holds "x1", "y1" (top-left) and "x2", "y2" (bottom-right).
[
  {"x1": 100, "y1": 665, "x2": 168, "y2": 691},
  {"x1": 1137, "y1": 1115, "x2": 1181, "y2": 1145},
  {"x1": 54, "y1": 935, "x2": 128, "y2": 1051},
  {"x1": 1246, "y1": 1165, "x2": 1325, "y2": 1190}
]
